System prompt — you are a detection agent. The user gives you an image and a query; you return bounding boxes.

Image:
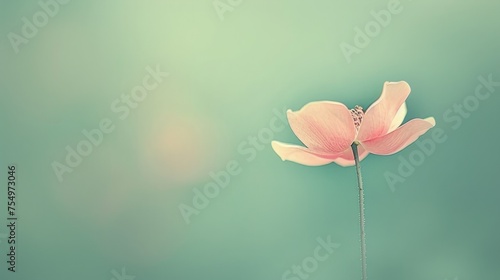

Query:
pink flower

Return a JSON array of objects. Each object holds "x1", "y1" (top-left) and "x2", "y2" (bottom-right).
[{"x1": 271, "y1": 81, "x2": 436, "y2": 166}]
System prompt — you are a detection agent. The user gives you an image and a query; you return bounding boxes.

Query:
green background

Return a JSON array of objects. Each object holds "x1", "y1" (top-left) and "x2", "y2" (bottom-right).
[{"x1": 1, "y1": 0, "x2": 499, "y2": 279}]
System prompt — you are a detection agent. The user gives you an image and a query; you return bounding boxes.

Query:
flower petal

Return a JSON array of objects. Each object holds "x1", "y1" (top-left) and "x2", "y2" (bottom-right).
[
  {"x1": 271, "y1": 141, "x2": 338, "y2": 166},
  {"x1": 287, "y1": 101, "x2": 356, "y2": 154},
  {"x1": 357, "y1": 81, "x2": 411, "y2": 142},
  {"x1": 388, "y1": 102, "x2": 407, "y2": 133},
  {"x1": 332, "y1": 146, "x2": 370, "y2": 167},
  {"x1": 360, "y1": 117, "x2": 436, "y2": 155}
]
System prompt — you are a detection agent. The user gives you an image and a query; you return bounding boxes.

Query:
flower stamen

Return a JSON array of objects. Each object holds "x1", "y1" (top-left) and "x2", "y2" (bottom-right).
[{"x1": 350, "y1": 105, "x2": 364, "y2": 130}]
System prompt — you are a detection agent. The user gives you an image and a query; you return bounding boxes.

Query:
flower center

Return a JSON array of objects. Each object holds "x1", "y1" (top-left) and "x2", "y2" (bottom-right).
[{"x1": 350, "y1": 105, "x2": 364, "y2": 130}]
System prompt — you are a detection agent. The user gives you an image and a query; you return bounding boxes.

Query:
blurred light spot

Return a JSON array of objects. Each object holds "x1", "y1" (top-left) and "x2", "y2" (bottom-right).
[{"x1": 142, "y1": 113, "x2": 224, "y2": 186}]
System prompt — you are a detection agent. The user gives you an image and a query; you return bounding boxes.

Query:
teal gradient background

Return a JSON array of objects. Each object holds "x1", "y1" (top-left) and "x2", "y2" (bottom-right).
[{"x1": 1, "y1": 0, "x2": 499, "y2": 279}]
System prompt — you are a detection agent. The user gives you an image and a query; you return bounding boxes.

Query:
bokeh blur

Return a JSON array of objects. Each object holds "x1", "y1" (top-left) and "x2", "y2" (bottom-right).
[{"x1": 1, "y1": 0, "x2": 499, "y2": 279}]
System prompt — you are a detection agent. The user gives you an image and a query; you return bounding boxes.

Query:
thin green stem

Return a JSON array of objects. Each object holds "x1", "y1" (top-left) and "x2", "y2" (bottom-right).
[{"x1": 352, "y1": 143, "x2": 367, "y2": 280}]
